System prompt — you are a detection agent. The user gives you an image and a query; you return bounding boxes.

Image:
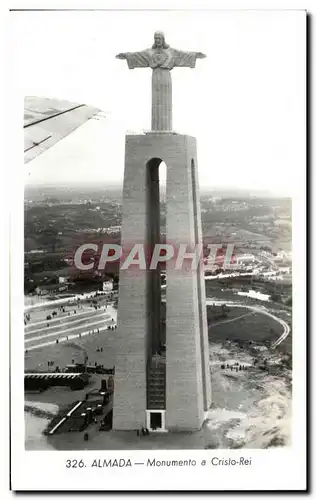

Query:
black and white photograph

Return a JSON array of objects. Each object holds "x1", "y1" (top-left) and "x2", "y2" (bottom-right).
[{"x1": 8, "y1": 5, "x2": 307, "y2": 492}]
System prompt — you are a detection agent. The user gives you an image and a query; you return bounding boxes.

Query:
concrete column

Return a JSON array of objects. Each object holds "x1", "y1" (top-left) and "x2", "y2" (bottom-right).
[
  {"x1": 112, "y1": 137, "x2": 149, "y2": 430},
  {"x1": 191, "y1": 158, "x2": 212, "y2": 411},
  {"x1": 113, "y1": 133, "x2": 211, "y2": 432},
  {"x1": 165, "y1": 135, "x2": 205, "y2": 430}
]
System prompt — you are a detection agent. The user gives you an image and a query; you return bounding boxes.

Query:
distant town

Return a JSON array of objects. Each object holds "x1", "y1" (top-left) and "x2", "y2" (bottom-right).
[{"x1": 24, "y1": 184, "x2": 292, "y2": 306}]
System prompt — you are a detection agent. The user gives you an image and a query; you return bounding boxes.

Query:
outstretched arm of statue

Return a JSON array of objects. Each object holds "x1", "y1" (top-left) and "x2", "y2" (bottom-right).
[
  {"x1": 173, "y1": 49, "x2": 207, "y2": 68},
  {"x1": 196, "y1": 52, "x2": 207, "y2": 59},
  {"x1": 115, "y1": 50, "x2": 150, "y2": 69}
]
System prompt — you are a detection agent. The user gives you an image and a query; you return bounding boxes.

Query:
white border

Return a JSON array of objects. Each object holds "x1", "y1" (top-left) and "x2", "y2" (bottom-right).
[{"x1": 5, "y1": 2, "x2": 308, "y2": 492}]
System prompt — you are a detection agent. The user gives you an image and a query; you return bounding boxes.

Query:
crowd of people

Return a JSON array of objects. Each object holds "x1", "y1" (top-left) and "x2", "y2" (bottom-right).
[
  {"x1": 220, "y1": 362, "x2": 249, "y2": 372},
  {"x1": 25, "y1": 294, "x2": 118, "y2": 356}
]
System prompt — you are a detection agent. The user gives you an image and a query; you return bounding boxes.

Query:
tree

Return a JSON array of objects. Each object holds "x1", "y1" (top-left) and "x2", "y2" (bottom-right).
[
  {"x1": 270, "y1": 293, "x2": 281, "y2": 303},
  {"x1": 221, "y1": 304, "x2": 228, "y2": 318}
]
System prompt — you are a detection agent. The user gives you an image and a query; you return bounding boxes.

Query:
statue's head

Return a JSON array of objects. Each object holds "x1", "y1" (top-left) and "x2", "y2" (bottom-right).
[{"x1": 152, "y1": 31, "x2": 169, "y2": 49}]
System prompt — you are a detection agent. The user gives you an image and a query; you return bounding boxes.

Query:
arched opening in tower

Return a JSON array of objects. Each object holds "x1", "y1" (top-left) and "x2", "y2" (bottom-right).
[{"x1": 146, "y1": 157, "x2": 166, "y2": 411}]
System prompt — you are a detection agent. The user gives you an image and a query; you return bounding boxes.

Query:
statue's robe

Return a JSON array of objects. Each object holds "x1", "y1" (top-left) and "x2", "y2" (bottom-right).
[
  {"x1": 124, "y1": 48, "x2": 199, "y2": 130},
  {"x1": 125, "y1": 48, "x2": 198, "y2": 70}
]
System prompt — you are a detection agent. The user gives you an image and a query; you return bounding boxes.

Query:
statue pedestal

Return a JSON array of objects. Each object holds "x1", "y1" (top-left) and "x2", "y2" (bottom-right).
[{"x1": 112, "y1": 133, "x2": 211, "y2": 431}]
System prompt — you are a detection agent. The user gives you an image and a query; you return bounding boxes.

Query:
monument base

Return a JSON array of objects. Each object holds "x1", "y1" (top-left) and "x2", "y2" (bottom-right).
[{"x1": 112, "y1": 133, "x2": 211, "y2": 432}]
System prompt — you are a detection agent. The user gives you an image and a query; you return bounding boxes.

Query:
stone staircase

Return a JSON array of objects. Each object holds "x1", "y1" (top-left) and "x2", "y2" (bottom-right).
[{"x1": 147, "y1": 355, "x2": 166, "y2": 409}]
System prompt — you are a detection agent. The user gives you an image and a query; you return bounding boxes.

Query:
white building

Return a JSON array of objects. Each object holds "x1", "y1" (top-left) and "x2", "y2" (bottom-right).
[
  {"x1": 237, "y1": 290, "x2": 270, "y2": 302},
  {"x1": 235, "y1": 253, "x2": 255, "y2": 265},
  {"x1": 103, "y1": 280, "x2": 114, "y2": 292},
  {"x1": 278, "y1": 266, "x2": 291, "y2": 275}
]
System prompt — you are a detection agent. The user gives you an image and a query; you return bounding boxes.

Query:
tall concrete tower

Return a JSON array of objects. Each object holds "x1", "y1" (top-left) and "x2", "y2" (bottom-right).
[{"x1": 113, "y1": 31, "x2": 211, "y2": 432}]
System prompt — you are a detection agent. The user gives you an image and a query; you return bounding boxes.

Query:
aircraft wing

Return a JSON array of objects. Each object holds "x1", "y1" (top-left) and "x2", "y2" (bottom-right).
[{"x1": 24, "y1": 97, "x2": 101, "y2": 163}]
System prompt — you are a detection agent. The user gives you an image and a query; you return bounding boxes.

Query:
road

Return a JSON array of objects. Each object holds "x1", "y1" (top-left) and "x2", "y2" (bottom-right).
[
  {"x1": 25, "y1": 303, "x2": 117, "y2": 352},
  {"x1": 25, "y1": 273, "x2": 290, "y2": 352},
  {"x1": 204, "y1": 270, "x2": 278, "y2": 281},
  {"x1": 205, "y1": 298, "x2": 290, "y2": 349},
  {"x1": 24, "y1": 292, "x2": 107, "y2": 311}
]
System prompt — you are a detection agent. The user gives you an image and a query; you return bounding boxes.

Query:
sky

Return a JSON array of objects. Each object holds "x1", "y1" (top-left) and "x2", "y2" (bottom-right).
[{"x1": 11, "y1": 9, "x2": 306, "y2": 195}]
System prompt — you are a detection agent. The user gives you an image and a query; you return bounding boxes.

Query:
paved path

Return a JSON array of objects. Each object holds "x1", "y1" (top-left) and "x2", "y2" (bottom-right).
[
  {"x1": 24, "y1": 292, "x2": 108, "y2": 311},
  {"x1": 25, "y1": 308, "x2": 107, "y2": 329},
  {"x1": 25, "y1": 304, "x2": 118, "y2": 352},
  {"x1": 25, "y1": 284, "x2": 290, "y2": 352},
  {"x1": 25, "y1": 311, "x2": 109, "y2": 336},
  {"x1": 204, "y1": 270, "x2": 277, "y2": 281},
  {"x1": 25, "y1": 324, "x2": 113, "y2": 352},
  {"x1": 208, "y1": 310, "x2": 256, "y2": 329},
  {"x1": 25, "y1": 318, "x2": 112, "y2": 344}
]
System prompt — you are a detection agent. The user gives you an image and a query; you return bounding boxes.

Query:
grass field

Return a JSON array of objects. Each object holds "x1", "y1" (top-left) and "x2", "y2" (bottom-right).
[{"x1": 207, "y1": 306, "x2": 284, "y2": 344}]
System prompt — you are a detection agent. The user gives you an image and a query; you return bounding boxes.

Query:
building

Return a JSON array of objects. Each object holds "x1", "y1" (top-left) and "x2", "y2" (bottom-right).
[
  {"x1": 58, "y1": 276, "x2": 70, "y2": 284},
  {"x1": 236, "y1": 253, "x2": 255, "y2": 265},
  {"x1": 237, "y1": 290, "x2": 270, "y2": 302},
  {"x1": 278, "y1": 266, "x2": 291, "y2": 275},
  {"x1": 35, "y1": 283, "x2": 69, "y2": 296},
  {"x1": 102, "y1": 280, "x2": 114, "y2": 292}
]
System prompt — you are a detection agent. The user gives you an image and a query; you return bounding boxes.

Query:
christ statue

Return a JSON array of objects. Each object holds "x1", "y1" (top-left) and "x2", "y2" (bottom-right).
[{"x1": 116, "y1": 31, "x2": 206, "y2": 131}]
